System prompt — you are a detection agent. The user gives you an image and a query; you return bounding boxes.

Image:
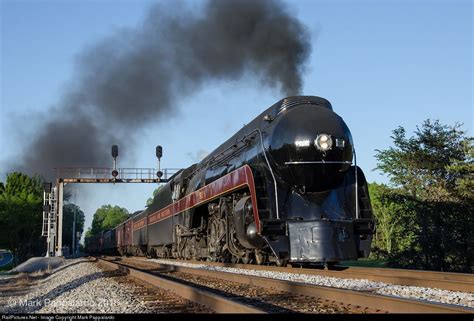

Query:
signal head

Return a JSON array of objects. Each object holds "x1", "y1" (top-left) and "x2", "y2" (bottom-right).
[
  {"x1": 111, "y1": 145, "x2": 119, "y2": 158},
  {"x1": 156, "y1": 145, "x2": 163, "y2": 159}
]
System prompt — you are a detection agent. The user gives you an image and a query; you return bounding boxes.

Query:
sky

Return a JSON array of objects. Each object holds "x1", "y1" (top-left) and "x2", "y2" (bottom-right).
[{"x1": 1, "y1": 0, "x2": 472, "y2": 236}]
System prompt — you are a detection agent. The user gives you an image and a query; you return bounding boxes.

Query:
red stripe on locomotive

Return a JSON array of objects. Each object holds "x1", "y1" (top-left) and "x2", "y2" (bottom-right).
[{"x1": 133, "y1": 165, "x2": 260, "y2": 233}]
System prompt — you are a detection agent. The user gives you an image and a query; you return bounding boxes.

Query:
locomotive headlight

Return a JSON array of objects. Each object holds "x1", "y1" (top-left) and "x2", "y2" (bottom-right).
[{"x1": 315, "y1": 134, "x2": 333, "y2": 151}]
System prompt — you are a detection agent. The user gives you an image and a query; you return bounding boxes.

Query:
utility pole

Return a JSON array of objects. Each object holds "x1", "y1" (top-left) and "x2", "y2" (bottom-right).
[
  {"x1": 72, "y1": 211, "x2": 76, "y2": 255},
  {"x1": 72, "y1": 193, "x2": 76, "y2": 255}
]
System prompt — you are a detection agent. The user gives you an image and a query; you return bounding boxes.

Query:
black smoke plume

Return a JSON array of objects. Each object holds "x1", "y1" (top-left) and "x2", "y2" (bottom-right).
[{"x1": 9, "y1": 0, "x2": 310, "y2": 179}]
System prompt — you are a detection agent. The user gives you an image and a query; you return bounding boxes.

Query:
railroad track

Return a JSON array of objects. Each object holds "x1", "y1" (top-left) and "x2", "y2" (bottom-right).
[
  {"x1": 1, "y1": 257, "x2": 214, "y2": 314},
  {"x1": 176, "y1": 259, "x2": 474, "y2": 293},
  {"x1": 97, "y1": 256, "x2": 473, "y2": 313},
  {"x1": 96, "y1": 257, "x2": 265, "y2": 313}
]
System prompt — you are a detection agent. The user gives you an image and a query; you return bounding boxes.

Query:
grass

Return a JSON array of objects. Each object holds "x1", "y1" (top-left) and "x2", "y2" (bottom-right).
[{"x1": 338, "y1": 258, "x2": 389, "y2": 268}]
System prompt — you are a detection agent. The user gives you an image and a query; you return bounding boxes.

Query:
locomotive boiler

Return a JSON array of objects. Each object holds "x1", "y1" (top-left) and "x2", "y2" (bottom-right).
[{"x1": 93, "y1": 96, "x2": 375, "y2": 267}]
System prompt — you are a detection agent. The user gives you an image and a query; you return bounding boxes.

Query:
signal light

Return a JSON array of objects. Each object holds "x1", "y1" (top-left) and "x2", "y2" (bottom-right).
[
  {"x1": 111, "y1": 170, "x2": 118, "y2": 178},
  {"x1": 156, "y1": 171, "x2": 163, "y2": 178},
  {"x1": 156, "y1": 145, "x2": 163, "y2": 159},
  {"x1": 111, "y1": 145, "x2": 119, "y2": 158}
]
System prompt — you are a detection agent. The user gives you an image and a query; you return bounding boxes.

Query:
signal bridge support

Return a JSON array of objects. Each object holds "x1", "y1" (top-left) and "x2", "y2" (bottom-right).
[{"x1": 43, "y1": 167, "x2": 180, "y2": 257}]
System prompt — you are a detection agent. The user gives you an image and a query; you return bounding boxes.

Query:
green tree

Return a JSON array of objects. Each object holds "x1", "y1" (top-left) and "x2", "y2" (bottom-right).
[
  {"x1": 62, "y1": 203, "x2": 85, "y2": 252},
  {"x1": 446, "y1": 143, "x2": 474, "y2": 200},
  {"x1": 374, "y1": 120, "x2": 473, "y2": 272},
  {"x1": 85, "y1": 205, "x2": 129, "y2": 248},
  {"x1": 368, "y1": 183, "x2": 416, "y2": 256},
  {"x1": 90, "y1": 204, "x2": 129, "y2": 235},
  {"x1": 376, "y1": 120, "x2": 469, "y2": 199},
  {"x1": 0, "y1": 172, "x2": 44, "y2": 263},
  {"x1": 84, "y1": 228, "x2": 93, "y2": 249}
]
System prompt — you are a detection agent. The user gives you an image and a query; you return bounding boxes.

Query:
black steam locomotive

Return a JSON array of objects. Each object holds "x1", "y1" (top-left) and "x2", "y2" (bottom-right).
[{"x1": 89, "y1": 96, "x2": 375, "y2": 267}]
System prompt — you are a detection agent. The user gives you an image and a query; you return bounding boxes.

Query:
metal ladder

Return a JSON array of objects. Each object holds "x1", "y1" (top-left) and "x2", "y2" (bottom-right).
[{"x1": 42, "y1": 187, "x2": 57, "y2": 256}]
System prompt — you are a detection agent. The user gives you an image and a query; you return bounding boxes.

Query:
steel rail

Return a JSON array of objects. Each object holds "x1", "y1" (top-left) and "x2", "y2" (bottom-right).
[
  {"x1": 95, "y1": 257, "x2": 265, "y2": 313},
  {"x1": 168, "y1": 259, "x2": 473, "y2": 293},
  {"x1": 118, "y1": 257, "x2": 472, "y2": 313}
]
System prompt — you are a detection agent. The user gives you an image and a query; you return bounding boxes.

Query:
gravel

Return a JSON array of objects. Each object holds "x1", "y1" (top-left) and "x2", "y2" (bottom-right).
[
  {"x1": 0, "y1": 258, "x2": 192, "y2": 313},
  {"x1": 3, "y1": 256, "x2": 470, "y2": 313},
  {"x1": 156, "y1": 269, "x2": 367, "y2": 313},
  {"x1": 150, "y1": 259, "x2": 474, "y2": 308}
]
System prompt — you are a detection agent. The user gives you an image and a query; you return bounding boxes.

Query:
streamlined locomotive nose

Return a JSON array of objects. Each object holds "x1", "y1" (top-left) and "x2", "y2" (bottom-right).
[{"x1": 269, "y1": 104, "x2": 354, "y2": 192}]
